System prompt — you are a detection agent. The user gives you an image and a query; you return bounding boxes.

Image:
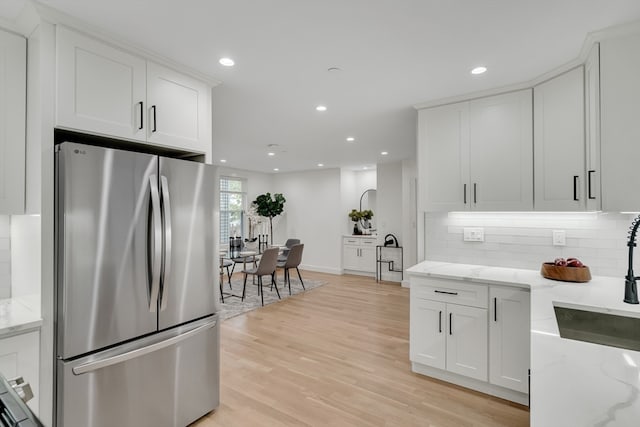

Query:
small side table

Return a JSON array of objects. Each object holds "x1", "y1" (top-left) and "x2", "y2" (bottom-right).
[{"x1": 376, "y1": 245, "x2": 403, "y2": 283}]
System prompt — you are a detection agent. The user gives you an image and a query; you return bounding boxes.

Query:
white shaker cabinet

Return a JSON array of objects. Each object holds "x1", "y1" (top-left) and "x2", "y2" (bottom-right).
[
  {"x1": 342, "y1": 236, "x2": 376, "y2": 274},
  {"x1": 600, "y1": 33, "x2": 640, "y2": 211},
  {"x1": 418, "y1": 90, "x2": 533, "y2": 211},
  {"x1": 446, "y1": 304, "x2": 488, "y2": 381},
  {"x1": 533, "y1": 67, "x2": 586, "y2": 211},
  {"x1": 0, "y1": 29, "x2": 26, "y2": 214},
  {"x1": 585, "y1": 44, "x2": 601, "y2": 211},
  {"x1": 56, "y1": 26, "x2": 147, "y2": 142},
  {"x1": 0, "y1": 331, "x2": 40, "y2": 415},
  {"x1": 489, "y1": 286, "x2": 530, "y2": 393},
  {"x1": 56, "y1": 26, "x2": 211, "y2": 156}
]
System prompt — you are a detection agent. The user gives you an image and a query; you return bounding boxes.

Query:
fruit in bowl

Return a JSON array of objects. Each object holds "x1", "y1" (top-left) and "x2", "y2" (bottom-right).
[
  {"x1": 554, "y1": 257, "x2": 585, "y2": 267},
  {"x1": 542, "y1": 257, "x2": 591, "y2": 282}
]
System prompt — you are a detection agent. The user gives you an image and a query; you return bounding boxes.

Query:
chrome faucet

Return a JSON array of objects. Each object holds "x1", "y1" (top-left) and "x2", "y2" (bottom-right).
[{"x1": 625, "y1": 214, "x2": 640, "y2": 304}]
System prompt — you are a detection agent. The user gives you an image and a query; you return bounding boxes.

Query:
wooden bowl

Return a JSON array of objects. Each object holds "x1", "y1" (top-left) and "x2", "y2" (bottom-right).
[{"x1": 540, "y1": 262, "x2": 591, "y2": 283}]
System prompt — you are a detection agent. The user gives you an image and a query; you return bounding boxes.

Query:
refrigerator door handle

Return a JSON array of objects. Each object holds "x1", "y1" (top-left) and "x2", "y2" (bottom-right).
[
  {"x1": 149, "y1": 175, "x2": 162, "y2": 313},
  {"x1": 72, "y1": 319, "x2": 217, "y2": 375},
  {"x1": 159, "y1": 175, "x2": 172, "y2": 311}
]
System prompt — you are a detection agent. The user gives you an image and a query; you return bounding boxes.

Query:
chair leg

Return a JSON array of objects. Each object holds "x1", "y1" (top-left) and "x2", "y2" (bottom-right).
[
  {"x1": 296, "y1": 267, "x2": 305, "y2": 290},
  {"x1": 225, "y1": 265, "x2": 232, "y2": 288},
  {"x1": 241, "y1": 273, "x2": 248, "y2": 300},
  {"x1": 219, "y1": 280, "x2": 224, "y2": 303},
  {"x1": 271, "y1": 273, "x2": 281, "y2": 299},
  {"x1": 286, "y1": 269, "x2": 292, "y2": 295},
  {"x1": 259, "y1": 276, "x2": 264, "y2": 306}
]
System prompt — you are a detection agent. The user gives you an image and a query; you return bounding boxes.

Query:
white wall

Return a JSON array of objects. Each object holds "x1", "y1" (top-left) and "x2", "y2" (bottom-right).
[
  {"x1": 424, "y1": 211, "x2": 635, "y2": 278},
  {"x1": 10, "y1": 215, "x2": 41, "y2": 299},
  {"x1": 401, "y1": 159, "x2": 417, "y2": 284},
  {"x1": 376, "y1": 162, "x2": 403, "y2": 281},
  {"x1": 273, "y1": 168, "x2": 343, "y2": 274},
  {"x1": 0, "y1": 215, "x2": 10, "y2": 298}
]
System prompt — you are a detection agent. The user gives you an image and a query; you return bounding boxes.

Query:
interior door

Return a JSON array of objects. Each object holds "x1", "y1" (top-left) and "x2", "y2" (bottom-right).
[
  {"x1": 57, "y1": 142, "x2": 158, "y2": 359},
  {"x1": 158, "y1": 157, "x2": 216, "y2": 329}
]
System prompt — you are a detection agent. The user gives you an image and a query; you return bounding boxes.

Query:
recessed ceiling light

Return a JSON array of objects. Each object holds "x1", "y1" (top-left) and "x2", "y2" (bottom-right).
[
  {"x1": 346, "y1": 137, "x2": 355, "y2": 142},
  {"x1": 363, "y1": 166, "x2": 368, "y2": 170},
  {"x1": 471, "y1": 66, "x2": 487, "y2": 75},
  {"x1": 220, "y1": 159, "x2": 227, "y2": 163},
  {"x1": 267, "y1": 152, "x2": 275, "y2": 156},
  {"x1": 327, "y1": 67, "x2": 341, "y2": 72},
  {"x1": 273, "y1": 168, "x2": 279, "y2": 171},
  {"x1": 317, "y1": 163, "x2": 324, "y2": 167},
  {"x1": 381, "y1": 151, "x2": 388, "y2": 155},
  {"x1": 219, "y1": 57, "x2": 235, "y2": 67},
  {"x1": 316, "y1": 105, "x2": 327, "y2": 112}
]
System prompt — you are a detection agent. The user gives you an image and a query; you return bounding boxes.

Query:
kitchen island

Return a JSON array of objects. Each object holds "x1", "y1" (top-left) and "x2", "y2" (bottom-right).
[{"x1": 407, "y1": 261, "x2": 640, "y2": 426}]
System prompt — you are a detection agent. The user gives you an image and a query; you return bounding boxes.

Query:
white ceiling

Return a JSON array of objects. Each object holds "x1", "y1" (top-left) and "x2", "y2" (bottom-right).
[{"x1": 5, "y1": 0, "x2": 640, "y2": 173}]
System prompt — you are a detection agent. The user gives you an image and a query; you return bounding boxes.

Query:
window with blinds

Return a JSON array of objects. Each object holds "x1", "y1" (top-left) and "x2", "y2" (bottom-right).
[{"x1": 219, "y1": 176, "x2": 246, "y2": 244}]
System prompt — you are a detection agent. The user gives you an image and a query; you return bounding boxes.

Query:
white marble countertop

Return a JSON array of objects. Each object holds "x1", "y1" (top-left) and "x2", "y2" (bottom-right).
[
  {"x1": 407, "y1": 261, "x2": 640, "y2": 426},
  {"x1": 0, "y1": 296, "x2": 42, "y2": 338}
]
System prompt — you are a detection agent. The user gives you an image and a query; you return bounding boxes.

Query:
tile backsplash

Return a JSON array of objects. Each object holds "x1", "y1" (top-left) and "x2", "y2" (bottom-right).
[
  {"x1": 424, "y1": 211, "x2": 636, "y2": 278},
  {"x1": 0, "y1": 216, "x2": 10, "y2": 298}
]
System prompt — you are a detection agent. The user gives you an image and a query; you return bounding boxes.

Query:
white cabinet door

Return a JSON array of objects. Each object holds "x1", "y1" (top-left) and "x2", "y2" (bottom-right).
[
  {"x1": 342, "y1": 245, "x2": 360, "y2": 271},
  {"x1": 469, "y1": 90, "x2": 533, "y2": 211},
  {"x1": 446, "y1": 304, "x2": 488, "y2": 381},
  {"x1": 418, "y1": 102, "x2": 469, "y2": 212},
  {"x1": 358, "y1": 245, "x2": 376, "y2": 273},
  {"x1": 489, "y1": 286, "x2": 530, "y2": 393},
  {"x1": 0, "y1": 331, "x2": 40, "y2": 415},
  {"x1": 0, "y1": 29, "x2": 26, "y2": 214},
  {"x1": 410, "y1": 298, "x2": 446, "y2": 370},
  {"x1": 534, "y1": 67, "x2": 585, "y2": 211},
  {"x1": 600, "y1": 33, "x2": 640, "y2": 212},
  {"x1": 147, "y1": 62, "x2": 211, "y2": 154},
  {"x1": 585, "y1": 44, "x2": 601, "y2": 211},
  {"x1": 56, "y1": 26, "x2": 146, "y2": 142}
]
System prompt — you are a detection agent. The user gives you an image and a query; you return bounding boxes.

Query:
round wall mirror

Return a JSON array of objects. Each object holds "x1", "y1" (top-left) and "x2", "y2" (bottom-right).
[{"x1": 359, "y1": 189, "x2": 376, "y2": 231}]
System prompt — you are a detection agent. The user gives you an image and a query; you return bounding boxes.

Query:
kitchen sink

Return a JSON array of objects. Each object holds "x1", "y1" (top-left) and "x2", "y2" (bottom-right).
[{"x1": 553, "y1": 303, "x2": 640, "y2": 352}]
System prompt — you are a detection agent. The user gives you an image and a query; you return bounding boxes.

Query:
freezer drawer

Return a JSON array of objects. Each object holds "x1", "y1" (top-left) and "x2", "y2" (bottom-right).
[{"x1": 56, "y1": 316, "x2": 219, "y2": 427}]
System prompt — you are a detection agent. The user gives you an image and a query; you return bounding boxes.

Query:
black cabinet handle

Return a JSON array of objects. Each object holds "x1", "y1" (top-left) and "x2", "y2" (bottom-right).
[
  {"x1": 588, "y1": 170, "x2": 596, "y2": 200},
  {"x1": 473, "y1": 183, "x2": 477, "y2": 204},
  {"x1": 151, "y1": 105, "x2": 157, "y2": 132},
  {"x1": 573, "y1": 175, "x2": 579, "y2": 201},
  {"x1": 463, "y1": 184, "x2": 467, "y2": 204},
  {"x1": 494, "y1": 297, "x2": 497, "y2": 322},
  {"x1": 434, "y1": 290, "x2": 458, "y2": 296},
  {"x1": 449, "y1": 312, "x2": 452, "y2": 335},
  {"x1": 138, "y1": 101, "x2": 144, "y2": 130},
  {"x1": 439, "y1": 310, "x2": 442, "y2": 333}
]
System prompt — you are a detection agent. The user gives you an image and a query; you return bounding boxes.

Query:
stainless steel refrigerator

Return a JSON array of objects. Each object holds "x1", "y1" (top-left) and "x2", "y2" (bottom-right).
[{"x1": 54, "y1": 141, "x2": 219, "y2": 427}]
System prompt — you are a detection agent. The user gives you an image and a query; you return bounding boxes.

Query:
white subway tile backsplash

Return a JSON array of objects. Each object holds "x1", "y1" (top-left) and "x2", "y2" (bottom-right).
[
  {"x1": 0, "y1": 216, "x2": 9, "y2": 298},
  {"x1": 424, "y1": 212, "x2": 639, "y2": 277}
]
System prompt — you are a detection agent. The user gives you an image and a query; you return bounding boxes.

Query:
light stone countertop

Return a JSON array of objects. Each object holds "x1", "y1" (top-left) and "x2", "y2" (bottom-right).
[
  {"x1": 0, "y1": 296, "x2": 42, "y2": 338},
  {"x1": 406, "y1": 260, "x2": 640, "y2": 427}
]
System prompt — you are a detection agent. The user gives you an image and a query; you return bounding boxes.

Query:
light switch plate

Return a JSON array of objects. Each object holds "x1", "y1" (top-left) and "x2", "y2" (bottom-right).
[
  {"x1": 463, "y1": 227, "x2": 484, "y2": 242},
  {"x1": 553, "y1": 230, "x2": 566, "y2": 246}
]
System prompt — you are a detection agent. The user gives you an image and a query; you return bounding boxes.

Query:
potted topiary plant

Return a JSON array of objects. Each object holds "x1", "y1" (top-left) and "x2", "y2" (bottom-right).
[
  {"x1": 252, "y1": 192, "x2": 286, "y2": 245},
  {"x1": 348, "y1": 209, "x2": 363, "y2": 235}
]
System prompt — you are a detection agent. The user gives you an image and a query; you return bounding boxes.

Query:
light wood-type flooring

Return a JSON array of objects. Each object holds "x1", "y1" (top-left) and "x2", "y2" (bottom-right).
[{"x1": 193, "y1": 271, "x2": 529, "y2": 427}]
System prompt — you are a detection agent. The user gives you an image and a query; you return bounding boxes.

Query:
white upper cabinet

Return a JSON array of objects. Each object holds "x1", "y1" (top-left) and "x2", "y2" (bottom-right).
[
  {"x1": 600, "y1": 33, "x2": 640, "y2": 212},
  {"x1": 0, "y1": 29, "x2": 26, "y2": 214},
  {"x1": 469, "y1": 90, "x2": 533, "y2": 211},
  {"x1": 56, "y1": 26, "x2": 146, "y2": 142},
  {"x1": 533, "y1": 67, "x2": 585, "y2": 211},
  {"x1": 418, "y1": 89, "x2": 532, "y2": 212},
  {"x1": 56, "y1": 26, "x2": 211, "y2": 156},
  {"x1": 585, "y1": 44, "x2": 601, "y2": 211},
  {"x1": 146, "y1": 62, "x2": 211, "y2": 153}
]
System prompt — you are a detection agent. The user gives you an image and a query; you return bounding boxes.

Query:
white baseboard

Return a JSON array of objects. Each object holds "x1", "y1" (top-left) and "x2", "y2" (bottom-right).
[
  {"x1": 299, "y1": 264, "x2": 342, "y2": 275},
  {"x1": 411, "y1": 362, "x2": 529, "y2": 406},
  {"x1": 342, "y1": 269, "x2": 375, "y2": 278}
]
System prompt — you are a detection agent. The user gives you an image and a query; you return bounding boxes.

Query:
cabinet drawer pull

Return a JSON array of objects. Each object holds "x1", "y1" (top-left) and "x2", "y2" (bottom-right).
[
  {"x1": 463, "y1": 184, "x2": 467, "y2": 204},
  {"x1": 151, "y1": 105, "x2": 157, "y2": 132},
  {"x1": 494, "y1": 297, "x2": 497, "y2": 322},
  {"x1": 473, "y1": 183, "x2": 477, "y2": 204},
  {"x1": 439, "y1": 310, "x2": 442, "y2": 333},
  {"x1": 588, "y1": 170, "x2": 596, "y2": 200},
  {"x1": 573, "y1": 175, "x2": 579, "y2": 201},
  {"x1": 434, "y1": 290, "x2": 458, "y2": 296},
  {"x1": 449, "y1": 312, "x2": 453, "y2": 335}
]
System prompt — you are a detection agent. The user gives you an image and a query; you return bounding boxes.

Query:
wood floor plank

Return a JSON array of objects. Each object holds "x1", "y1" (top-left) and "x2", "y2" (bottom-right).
[{"x1": 192, "y1": 272, "x2": 529, "y2": 427}]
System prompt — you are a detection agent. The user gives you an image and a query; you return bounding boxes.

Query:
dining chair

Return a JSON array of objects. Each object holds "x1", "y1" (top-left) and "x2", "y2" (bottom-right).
[
  {"x1": 276, "y1": 243, "x2": 305, "y2": 295},
  {"x1": 277, "y1": 238, "x2": 301, "y2": 262},
  {"x1": 242, "y1": 247, "x2": 281, "y2": 306}
]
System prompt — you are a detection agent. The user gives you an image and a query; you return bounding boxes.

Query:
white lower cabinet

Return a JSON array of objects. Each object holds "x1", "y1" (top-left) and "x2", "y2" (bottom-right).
[
  {"x1": 489, "y1": 286, "x2": 530, "y2": 393},
  {"x1": 410, "y1": 275, "x2": 529, "y2": 403},
  {"x1": 0, "y1": 330, "x2": 40, "y2": 415},
  {"x1": 342, "y1": 237, "x2": 375, "y2": 274}
]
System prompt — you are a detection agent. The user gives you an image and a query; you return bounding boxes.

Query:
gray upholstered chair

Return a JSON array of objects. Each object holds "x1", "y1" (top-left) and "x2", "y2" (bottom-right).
[
  {"x1": 276, "y1": 243, "x2": 305, "y2": 295},
  {"x1": 278, "y1": 238, "x2": 300, "y2": 262},
  {"x1": 242, "y1": 247, "x2": 280, "y2": 306}
]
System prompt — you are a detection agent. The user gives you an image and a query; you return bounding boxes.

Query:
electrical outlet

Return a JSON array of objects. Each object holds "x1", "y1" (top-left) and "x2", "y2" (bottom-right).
[
  {"x1": 552, "y1": 230, "x2": 566, "y2": 246},
  {"x1": 463, "y1": 227, "x2": 484, "y2": 242}
]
